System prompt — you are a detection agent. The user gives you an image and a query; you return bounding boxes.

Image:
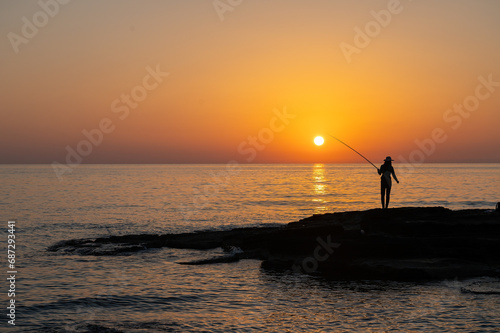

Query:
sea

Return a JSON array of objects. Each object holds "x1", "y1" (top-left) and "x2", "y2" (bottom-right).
[{"x1": 1, "y1": 163, "x2": 500, "y2": 332}]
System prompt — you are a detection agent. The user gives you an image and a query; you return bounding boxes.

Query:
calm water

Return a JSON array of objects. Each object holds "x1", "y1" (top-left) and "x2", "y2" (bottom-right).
[{"x1": 1, "y1": 164, "x2": 500, "y2": 332}]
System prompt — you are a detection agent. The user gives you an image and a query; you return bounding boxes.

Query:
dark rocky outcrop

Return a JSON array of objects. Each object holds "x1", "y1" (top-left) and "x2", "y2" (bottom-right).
[{"x1": 48, "y1": 207, "x2": 500, "y2": 280}]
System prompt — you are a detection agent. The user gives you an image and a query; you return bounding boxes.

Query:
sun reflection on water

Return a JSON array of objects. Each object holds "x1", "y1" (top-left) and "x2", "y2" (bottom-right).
[{"x1": 312, "y1": 163, "x2": 328, "y2": 213}]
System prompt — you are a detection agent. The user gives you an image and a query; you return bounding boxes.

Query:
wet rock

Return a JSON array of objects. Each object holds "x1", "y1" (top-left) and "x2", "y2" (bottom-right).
[{"x1": 48, "y1": 207, "x2": 500, "y2": 280}]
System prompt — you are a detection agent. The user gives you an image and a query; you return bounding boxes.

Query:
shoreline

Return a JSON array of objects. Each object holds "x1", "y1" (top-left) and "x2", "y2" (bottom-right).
[{"x1": 48, "y1": 206, "x2": 500, "y2": 281}]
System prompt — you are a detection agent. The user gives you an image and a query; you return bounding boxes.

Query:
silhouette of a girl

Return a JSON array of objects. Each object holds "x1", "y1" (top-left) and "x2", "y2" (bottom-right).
[{"x1": 378, "y1": 156, "x2": 399, "y2": 209}]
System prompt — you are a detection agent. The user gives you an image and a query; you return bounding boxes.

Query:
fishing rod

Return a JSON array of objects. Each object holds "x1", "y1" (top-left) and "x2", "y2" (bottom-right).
[{"x1": 328, "y1": 135, "x2": 378, "y2": 170}]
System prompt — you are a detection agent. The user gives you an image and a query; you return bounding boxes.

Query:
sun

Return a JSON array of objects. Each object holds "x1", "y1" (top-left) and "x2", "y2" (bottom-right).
[{"x1": 314, "y1": 136, "x2": 324, "y2": 146}]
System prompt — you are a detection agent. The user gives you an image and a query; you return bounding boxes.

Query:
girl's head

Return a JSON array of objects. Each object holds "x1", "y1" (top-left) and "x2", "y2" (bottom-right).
[{"x1": 384, "y1": 156, "x2": 394, "y2": 165}]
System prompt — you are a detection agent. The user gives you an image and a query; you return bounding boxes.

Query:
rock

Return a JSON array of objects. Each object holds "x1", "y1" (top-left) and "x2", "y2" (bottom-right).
[
  {"x1": 48, "y1": 207, "x2": 500, "y2": 280},
  {"x1": 178, "y1": 254, "x2": 241, "y2": 265}
]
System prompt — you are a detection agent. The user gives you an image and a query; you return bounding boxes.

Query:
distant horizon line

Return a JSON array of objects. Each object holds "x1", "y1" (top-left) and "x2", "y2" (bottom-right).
[{"x1": 1, "y1": 162, "x2": 500, "y2": 165}]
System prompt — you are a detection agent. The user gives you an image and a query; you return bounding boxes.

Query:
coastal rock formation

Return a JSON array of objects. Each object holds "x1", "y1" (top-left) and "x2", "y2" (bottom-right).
[{"x1": 48, "y1": 207, "x2": 500, "y2": 280}]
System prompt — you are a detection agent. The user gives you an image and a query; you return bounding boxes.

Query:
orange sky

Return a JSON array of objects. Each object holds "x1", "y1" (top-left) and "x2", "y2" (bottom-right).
[{"x1": 1, "y1": 0, "x2": 499, "y2": 164}]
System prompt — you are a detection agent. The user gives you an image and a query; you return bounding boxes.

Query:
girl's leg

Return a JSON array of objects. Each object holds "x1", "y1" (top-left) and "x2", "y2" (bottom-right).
[
  {"x1": 385, "y1": 187, "x2": 391, "y2": 208},
  {"x1": 381, "y1": 186, "x2": 386, "y2": 208}
]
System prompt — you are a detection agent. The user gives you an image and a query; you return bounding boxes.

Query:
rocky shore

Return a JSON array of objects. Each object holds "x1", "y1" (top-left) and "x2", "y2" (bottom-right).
[{"x1": 48, "y1": 207, "x2": 500, "y2": 280}]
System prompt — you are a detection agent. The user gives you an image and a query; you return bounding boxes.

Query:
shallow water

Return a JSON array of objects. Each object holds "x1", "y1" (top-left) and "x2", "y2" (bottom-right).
[{"x1": 1, "y1": 164, "x2": 500, "y2": 332}]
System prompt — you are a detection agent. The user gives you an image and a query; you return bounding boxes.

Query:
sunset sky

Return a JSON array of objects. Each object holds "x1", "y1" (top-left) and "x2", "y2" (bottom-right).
[{"x1": 1, "y1": 0, "x2": 499, "y2": 164}]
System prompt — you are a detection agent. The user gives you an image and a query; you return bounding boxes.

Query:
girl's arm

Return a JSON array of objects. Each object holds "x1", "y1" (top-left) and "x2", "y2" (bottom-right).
[{"x1": 392, "y1": 169, "x2": 399, "y2": 183}]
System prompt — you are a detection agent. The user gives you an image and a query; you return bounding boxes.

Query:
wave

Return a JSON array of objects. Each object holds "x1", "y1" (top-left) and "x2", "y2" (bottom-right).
[
  {"x1": 24, "y1": 319, "x2": 184, "y2": 333},
  {"x1": 461, "y1": 278, "x2": 500, "y2": 295},
  {"x1": 178, "y1": 246, "x2": 244, "y2": 265},
  {"x1": 22, "y1": 294, "x2": 202, "y2": 314}
]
